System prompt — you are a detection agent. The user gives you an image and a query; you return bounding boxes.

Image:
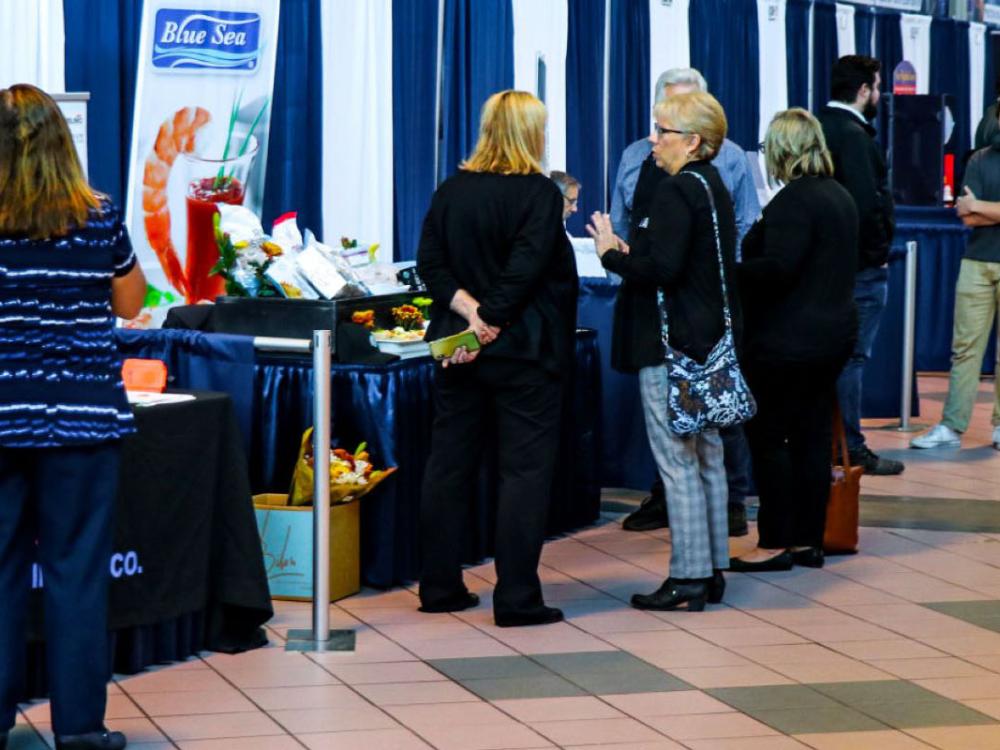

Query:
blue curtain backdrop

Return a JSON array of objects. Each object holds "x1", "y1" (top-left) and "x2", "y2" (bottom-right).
[
  {"x1": 786, "y1": 0, "x2": 811, "y2": 110},
  {"x1": 438, "y1": 0, "x2": 514, "y2": 182},
  {"x1": 262, "y1": 0, "x2": 323, "y2": 238},
  {"x1": 689, "y1": 0, "x2": 760, "y2": 150},
  {"x1": 392, "y1": 0, "x2": 439, "y2": 260},
  {"x1": 63, "y1": 0, "x2": 144, "y2": 205},
  {"x1": 607, "y1": 0, "x2": 649, "y2": 195},
  {"x1": 985, "y1": 30, "x2": 998, "y2": 120},
  {"x1": 931, "y1": 18, "x2": 971, "y2": 183},
  {"x1": 812, "y1": 0, "x2": 838, "y2": 107},
  {"x1": 875, "y1": 11, "x2": 903, "y2": 84},
  {"x1": 566, "y1": 0, "x2": 606, "y2": 231},
  {"x1": 855, "y1": 4, "x2": 876, "y2": 58}
]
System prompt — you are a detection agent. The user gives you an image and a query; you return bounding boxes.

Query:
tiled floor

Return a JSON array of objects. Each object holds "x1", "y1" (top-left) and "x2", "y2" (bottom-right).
[{"x1": 10, "y1": 375, "x2": 1000, "y2": 750}]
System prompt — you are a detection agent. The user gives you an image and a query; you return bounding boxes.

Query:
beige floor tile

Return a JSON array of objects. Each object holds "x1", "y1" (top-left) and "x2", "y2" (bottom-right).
[
  {"x1": 683, "y1": 738, "x2": 811, "y2": 750},
  {"x1": 219, "y1": 662, "x2": 342, "y2": 689},
  {"x1": 178, "y1": 736, "x2": 302, "y2": 750},
  {"x1": 698, "y1": 626, "x2": 807, "y2": 648},
  {"x1": 410, "y1": 721, "x2": 552, "y2": 750},
  {"x1": 601, "y1": 690, "x2": 733, "y2": 717},
  {"x1": 299, "y1": 728, "x2": 434, "y2": 750},
  {"x1": 666, "y1": 665, "x2": 793, "y2": 689},
  {"x1": 767, "y1": 658, "x2": 894, "y2": 683},
  {"x1": 268, "y1": 705, "x2": 398, "y2": 734},
  {"x1": 117, "y1": 668, "x2": 232, "y2": 694},
  {"x1": 322, "y1": 661, "x2": 448, "y2": 685},
  {"x1": 963, "y1": 698, "x2": 1000, "y2": 720},
  {"x1": 385, "y1": 702, "x2": 508, "y2": 729},
  {"x1": 529, "y1": 717, "x2": 666, "y2": 746},
  {"x1": 131, "y1": 688, "x2": 257, "y2": 717},
  {"x1": 492, "y1": 696, "x2": 626, "y2": 722},
  {"x1": 869, "y1": 657, "x2": 995, "y2": 679},
  {"x1": 155, "y1": 711, "x2": 285, "y2": 741},
  {"x1": 242, "y1": 684, "x2": 371, "y2": 710},
  {"x1": 354, "y1": 681, "x2": 479, "y2": 706},
  {"x1": 793, "y1": 731, "x2": 935, "y2": 749},
  {"x1": 915, "y1": 674, "x2": 1000, "y2": 700},
  {"x1": 909, "y1": 725, "x2": 1000, "y2": 750},
  {"x1": 562, "y1": 742, "x2": 686, "y2": 750},
  {"x1": 828, "y1": 639, "x2": 944, "y2": 661},
  {"x1": 645, "y1": 712, "x2": 778, "y2": 740}
]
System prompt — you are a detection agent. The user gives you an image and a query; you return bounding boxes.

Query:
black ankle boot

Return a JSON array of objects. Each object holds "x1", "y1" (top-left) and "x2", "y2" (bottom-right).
[
  {"x1": 707, "y1": 569, "x2": 725, "y2": 604},
  {"x1": 55, "y1": 729, "x2": 126, "y2": 750},
  {"x1": 630, "y1": 578, "x2": 708, "y2": 611},
  {"x1": 791, "y1": 547, "x2": 824, "y2": 568},
  {"x1": 494, "y1": 605, "x2": 564, "y2": 628},
  {"x1": 418, "y1": 591, "x2": 480, "y2": 613}
]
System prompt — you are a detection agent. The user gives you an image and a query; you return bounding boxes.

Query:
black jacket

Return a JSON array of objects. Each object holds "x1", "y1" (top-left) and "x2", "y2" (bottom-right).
[
  {"x1": 739, "y1": 175, "x2": 858, "y2": 366},
  {"x1": 817, "y1": 105, "x2": 894, "y2": 270},
  {"x1": 416, "y1": 171, "x2": 579, "y2": 375},
  {"x1": 602, "y1": 160, "x2": 742, "y2": 372}
]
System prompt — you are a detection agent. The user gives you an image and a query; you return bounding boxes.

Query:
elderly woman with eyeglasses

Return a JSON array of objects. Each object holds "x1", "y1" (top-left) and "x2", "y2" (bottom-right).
[
  {"x1": 587, "y1": 92, "x2": 741, "y2": 611},
  {"x1": 729, "y1": 109, "x2": 859, "y2": 573}
]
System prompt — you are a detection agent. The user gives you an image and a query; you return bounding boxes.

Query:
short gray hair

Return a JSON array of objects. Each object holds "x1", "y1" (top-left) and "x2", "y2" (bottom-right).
[{"x1": 654, "y1": 68, "x2": 708, "y2": 104}]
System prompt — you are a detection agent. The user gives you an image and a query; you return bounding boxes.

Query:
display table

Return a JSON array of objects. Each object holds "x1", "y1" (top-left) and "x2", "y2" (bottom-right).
[
  {"x1": 115, "y1": 329, "x2": 603, "y2": 588},
  {"x1": 24, "y1": 392, "x2": 273, "y2": 699}
]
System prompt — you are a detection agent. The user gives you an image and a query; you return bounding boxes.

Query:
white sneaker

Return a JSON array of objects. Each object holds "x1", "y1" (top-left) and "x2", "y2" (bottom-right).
[
  {"x1": 992, "y1": 426, "x2": 1000, "y2": 450},
  {"x1": 910, "y1": 423, "x2": 961, "y2": 449}
]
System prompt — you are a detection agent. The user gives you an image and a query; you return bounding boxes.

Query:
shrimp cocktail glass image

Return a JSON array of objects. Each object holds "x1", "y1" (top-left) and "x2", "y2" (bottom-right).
[{"x1": 182, "y1": 133, "x2": 258, "y2": 303}]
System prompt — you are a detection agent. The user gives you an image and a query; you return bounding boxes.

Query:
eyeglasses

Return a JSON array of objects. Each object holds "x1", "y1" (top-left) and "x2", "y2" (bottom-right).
[{"x1": 654, "y1": 124, "x2": 689, "y2": 137}]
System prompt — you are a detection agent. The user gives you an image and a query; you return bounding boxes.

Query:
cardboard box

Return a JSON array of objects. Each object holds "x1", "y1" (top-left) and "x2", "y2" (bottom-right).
[{"x1": 253, "y1": 493, "x2": 360, "y2": 602}]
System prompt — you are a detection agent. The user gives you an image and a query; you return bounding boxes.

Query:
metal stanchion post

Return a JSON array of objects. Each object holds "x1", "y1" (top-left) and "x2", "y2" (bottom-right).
[
  {"x1": 286, "y1": 330, "x2": 356, "y2": 652},
  {"x1": 890, "y1": 241, "x2": 925, "y2": 432}
]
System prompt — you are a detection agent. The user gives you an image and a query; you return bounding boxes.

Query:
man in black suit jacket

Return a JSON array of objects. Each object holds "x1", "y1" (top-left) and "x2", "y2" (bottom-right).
[{"x1": 817, "y1": 55, "x2": 904, "y2": 476}]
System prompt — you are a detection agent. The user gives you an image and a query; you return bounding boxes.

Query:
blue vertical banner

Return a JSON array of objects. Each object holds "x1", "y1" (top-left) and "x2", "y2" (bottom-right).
[
  {"x1": 566, "y1": 0, "x2": 606, "y2": 231},
  {"x1": 813, "y1": 0, "x2": 839, "y2": 107},
  {"x1": 689, "y1": 0, "x2": 760, "y2": 150},
  {"x1": 392, "y1": 0, "x2": 439, "y2": 260},
  {"x1": 875, "y1": 10, "x2": 904, "y2": 80},
  {"x1": 63, "y1": 0, "x2": 145, "y2": 204},
  {"x1": 438, "y1": 0, "x2": 514, "y2": 181},
  {"x1": 263, "y1": 0, "x2": 323, "y2": 238},
  {"x1": 786, "y1": 0, "x2": 811, "y2": 110},
  {"x1": 607, "y1": 0, "x2": 649, "y2": 195}
]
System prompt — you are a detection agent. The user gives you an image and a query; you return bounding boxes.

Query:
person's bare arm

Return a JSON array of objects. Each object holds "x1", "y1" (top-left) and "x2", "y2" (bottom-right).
[{"x1": 112, "y1": 264, "x2": 147, "y2": 319}]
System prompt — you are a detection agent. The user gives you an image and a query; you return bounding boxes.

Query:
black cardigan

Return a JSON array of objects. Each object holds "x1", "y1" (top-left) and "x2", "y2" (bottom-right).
[
  {"x1": 817, "y1": 106, "x2": 894, "y2": 270},
  {"x1": 416, "y1": 171, "x2": 579, "y2": 375},
  {"x1": 601, "y1": 160, "x2": 741, "y2": 372},
  {"x1": 738, "y1": 175, "x2": 859, "y2": 365}
]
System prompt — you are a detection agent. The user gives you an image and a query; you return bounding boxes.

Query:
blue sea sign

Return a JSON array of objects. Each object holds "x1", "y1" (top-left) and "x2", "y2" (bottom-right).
[
  {"x1": 153, "y1": 8, "x2": 262, "y2": 71},
  {"x1": 893, "y1": 60, "x2": 917, "y2": 95}
]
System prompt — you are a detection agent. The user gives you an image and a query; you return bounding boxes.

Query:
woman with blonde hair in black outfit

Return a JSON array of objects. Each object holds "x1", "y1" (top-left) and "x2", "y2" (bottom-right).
[
  {"x1": 730, "y1": 108, "x2": 858, "y2": 572},
  {"x1": 416, "y1": 90, "x2": 578, "y2": 627}
]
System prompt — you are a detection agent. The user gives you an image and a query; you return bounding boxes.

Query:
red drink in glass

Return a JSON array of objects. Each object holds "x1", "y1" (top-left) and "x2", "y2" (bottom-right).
[{"x1": 184, "y1": 176, "x2": 245, "y2": 303}]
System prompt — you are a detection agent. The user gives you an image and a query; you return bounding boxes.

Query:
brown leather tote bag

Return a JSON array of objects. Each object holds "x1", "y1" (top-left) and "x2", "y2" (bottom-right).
[{"x1": 824, "y1": 407, "x2": 862, "y2": 554}]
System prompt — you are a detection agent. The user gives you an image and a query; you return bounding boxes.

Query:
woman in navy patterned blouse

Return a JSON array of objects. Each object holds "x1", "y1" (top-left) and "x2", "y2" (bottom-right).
[{"x1": 0, "y1": 84, "x2": 145, "y2": 750}]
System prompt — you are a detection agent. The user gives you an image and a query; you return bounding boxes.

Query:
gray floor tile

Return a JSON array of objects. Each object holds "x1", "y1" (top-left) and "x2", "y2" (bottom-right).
[
  {"x1": 925, "y1": 601, "x2": 1000, "y2": 633},
  {"x1": 860, "y1": 699, "x2": 997, "y2": 729},
  {"x1": 459, "y1": 674, "x2": 587, "y2": 700},
  {"x1": 6, "y1": 726, "x2": 48, "y2": 750},
  {"x1": 534, "y1": 651, "x2": 649, "y2": 674},
  {"x1": 534, "y1": 651, "x2": 690, "y2": 694},
  {"x1": 810, "y1": 680, "x2": 944, "y2": 706},
  {"x1": 428, "y1": 656, "x2": 550, "y2": 681},
  {"x1": 859, "y1": 495, "x2": 1000, "y2": 533},
  {"x1": 709, "y1": 685, "x2": 842, "y2": 712},
  {"x1": 751, "y1": 706, "x2": 889, "y2": 734}
]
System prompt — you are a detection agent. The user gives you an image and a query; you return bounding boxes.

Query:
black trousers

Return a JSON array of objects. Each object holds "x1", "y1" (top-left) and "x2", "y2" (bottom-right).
[
  {"x1": 743, "y1": 359, "x2": 844, "y2": 550},
  {"x1": 0, "y1": 442, "x2": 120, "y2": 736},
  {"x1": 419, "y1": 359, "x2": 562, "y2": 618}
]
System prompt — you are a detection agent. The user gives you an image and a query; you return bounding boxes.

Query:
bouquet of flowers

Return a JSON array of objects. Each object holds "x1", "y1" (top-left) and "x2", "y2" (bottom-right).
[
  {"x1": 288, "y1": 427, "x2": 396, "y2": 506},
  {"x1": 210, "y1": 205, "x2": 284, "y2": 297}
]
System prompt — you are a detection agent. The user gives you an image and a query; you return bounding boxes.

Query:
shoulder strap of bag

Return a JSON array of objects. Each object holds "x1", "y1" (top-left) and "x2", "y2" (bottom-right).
[
  {"x1": 681, "y1": 169, "x2": 734, "y2": 332},
  {"x1": 831, "y1": 402, "x2": 852, "y2": 469}
]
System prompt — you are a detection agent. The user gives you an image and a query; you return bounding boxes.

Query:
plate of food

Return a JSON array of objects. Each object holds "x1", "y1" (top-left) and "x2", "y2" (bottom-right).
[{"x1": 371, "y1": 327, "x2": 430, "y2": 358}]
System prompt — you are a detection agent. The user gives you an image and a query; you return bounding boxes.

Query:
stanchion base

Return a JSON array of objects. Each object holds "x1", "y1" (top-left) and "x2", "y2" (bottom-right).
[
  {"x1": 284, "y1": 628, "x2": 356, "y2": 653},
  {"x1": 878, "y1": 422, "x2": 928, "y2": 433}
]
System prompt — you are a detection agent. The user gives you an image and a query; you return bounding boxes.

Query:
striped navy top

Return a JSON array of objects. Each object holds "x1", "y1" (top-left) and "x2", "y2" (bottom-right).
[{"x1": 0, "y1": 200, "x2": 137, "y2": 447}]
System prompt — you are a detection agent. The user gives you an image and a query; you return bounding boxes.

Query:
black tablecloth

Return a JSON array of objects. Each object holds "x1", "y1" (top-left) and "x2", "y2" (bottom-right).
[{"x1": 24, "y1": 392, "x2": 273, "y2": 698}]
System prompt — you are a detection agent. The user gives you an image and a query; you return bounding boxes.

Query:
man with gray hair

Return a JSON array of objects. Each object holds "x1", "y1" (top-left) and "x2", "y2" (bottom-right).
[{"x1": 612, "y1": 67, "x2": 760, "y2": 536}]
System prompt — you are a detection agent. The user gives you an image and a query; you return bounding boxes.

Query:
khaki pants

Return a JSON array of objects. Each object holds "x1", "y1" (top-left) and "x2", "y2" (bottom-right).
[{"x1": 942, "y1": 259, "x2": 1000, "y2": 432}]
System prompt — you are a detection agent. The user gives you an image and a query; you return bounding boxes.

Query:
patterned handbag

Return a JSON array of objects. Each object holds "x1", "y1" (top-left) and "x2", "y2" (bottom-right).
[{"x1": 656, "y1": 170, "x2": 756, "y2": 436}]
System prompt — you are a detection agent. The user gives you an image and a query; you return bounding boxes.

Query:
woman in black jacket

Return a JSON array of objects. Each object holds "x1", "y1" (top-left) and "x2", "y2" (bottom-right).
[
  {"x1": 588, "y1": 92, "x2": 739, "y2": 611},
  {"x1": 730, "y1": 108, "x2": 859, "y2": 572},
  {"x1": 416, "y1": 90, "x2": 578, "y2": 627}
]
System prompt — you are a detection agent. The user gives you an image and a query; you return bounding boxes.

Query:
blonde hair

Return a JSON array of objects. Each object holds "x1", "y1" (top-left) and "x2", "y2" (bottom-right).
[
  {"x1": 764, "y1": 108, "x2": 834, "y2": 186},
  {"x1": 461, "y1": 90, "x2": 546, "y2": 175},
  {"x1": 0, "y1": 84, "x2": 102, "y2": 238},
  {"x1": 654, "y1": 91, "x2": 727, "y2": 161}
]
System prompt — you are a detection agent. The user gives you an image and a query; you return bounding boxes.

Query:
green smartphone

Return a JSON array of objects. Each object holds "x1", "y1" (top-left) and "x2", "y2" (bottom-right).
[{"x1": 429, "y1": 330, "x2": 481, "y2": 360}]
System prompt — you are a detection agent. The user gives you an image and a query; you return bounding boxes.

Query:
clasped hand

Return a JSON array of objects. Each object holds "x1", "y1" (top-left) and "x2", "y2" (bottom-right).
[
  {"x1": 956, "y1": 186, "x2": 978, "y2": 217},
  {"x1": 585, "y1": 212, "x2": 629, "y2": 257}
]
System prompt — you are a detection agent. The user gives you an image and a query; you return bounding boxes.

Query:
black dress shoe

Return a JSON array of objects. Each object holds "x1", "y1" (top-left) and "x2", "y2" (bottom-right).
[
  {"x1": 727, "y1": 504, "x2": 749, "y2": 537},
  {"x1": 622, "y1": 494, "x2": 669, "y2": 531},
  {"x1": 494, "y1": 606, "x2": 564, "y2": 628},
  {"x1": 55, "y1": 729, "x2": 127, "y2": 750},
  {"x1": 418, "y1": 591, "x2": 479, "y2": 613},
  {"x1": 849, "y1": 446, "x2": 904, "y2": 476},
  {"x1": 791, "y1": 547, "x2": 824, "y2": 568},
  {"x1": 728, "y1": 550, "x2": 794, "y2": 573},
  {"x1": 631, "y1": 578, "x2": 708, "y2": 611},
  {"x1": 707, "y1": 569, "x2": 725, "y2": 604}
]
